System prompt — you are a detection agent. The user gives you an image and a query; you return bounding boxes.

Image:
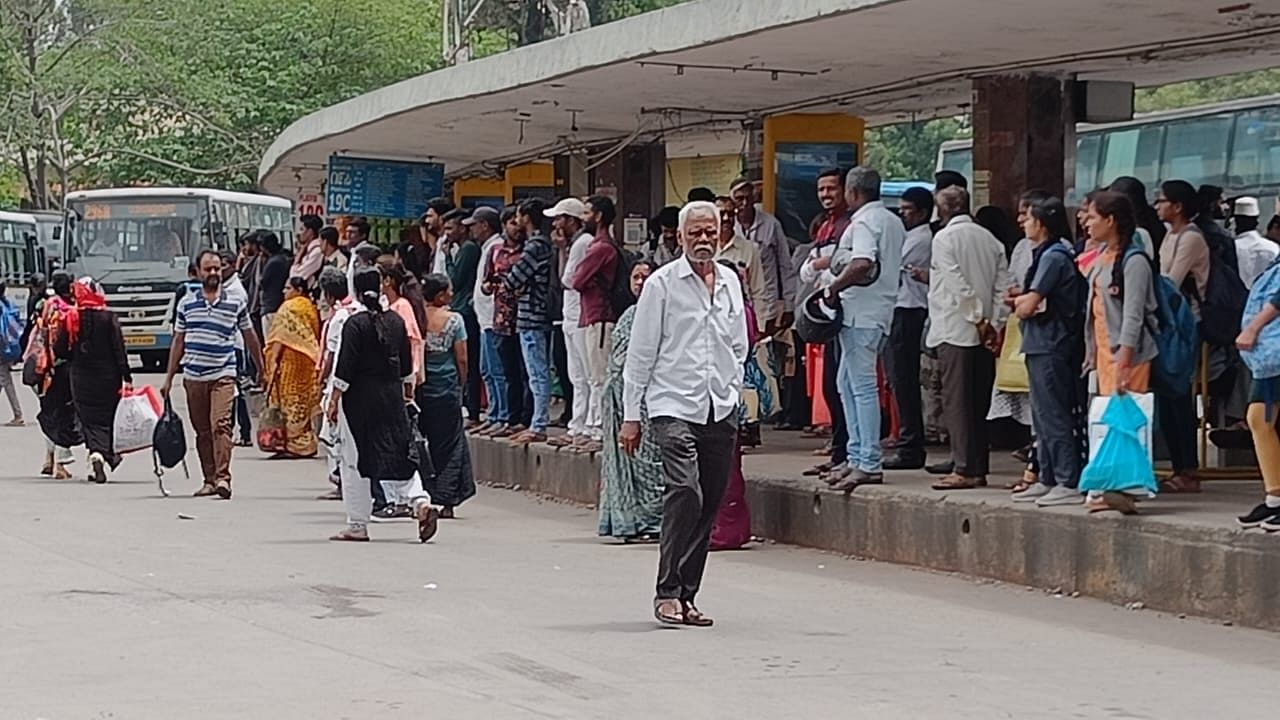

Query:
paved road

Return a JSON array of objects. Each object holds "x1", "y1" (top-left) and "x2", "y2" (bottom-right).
[{"x1": 0, "y1": 388, "x2": 1275, "y2": 719}]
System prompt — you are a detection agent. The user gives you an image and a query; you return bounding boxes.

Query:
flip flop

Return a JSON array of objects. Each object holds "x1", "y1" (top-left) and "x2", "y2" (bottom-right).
[
  {"x1": 654, "y1": 598, "x2": 684, "y2": 625},
  {"x1": 931, "y1": 474, "x2": 987, "y2": 490}
]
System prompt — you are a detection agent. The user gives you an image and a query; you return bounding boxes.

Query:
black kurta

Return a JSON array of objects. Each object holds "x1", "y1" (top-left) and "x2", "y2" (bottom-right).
[
  {"x1": 335, "y1": 309, "x2": 416, "y2": 482},
  {"x1": 36, "y1": 299, "x2": 82, "y2": 450},
  {"x1": 70, "y1": 310, "x2": 132, "y2": 468}
]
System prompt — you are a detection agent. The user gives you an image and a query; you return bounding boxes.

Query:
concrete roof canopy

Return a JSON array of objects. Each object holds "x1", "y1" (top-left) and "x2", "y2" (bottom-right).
[{"x1": 258, "y1": 0, "x2": 1280, "y2": 196}]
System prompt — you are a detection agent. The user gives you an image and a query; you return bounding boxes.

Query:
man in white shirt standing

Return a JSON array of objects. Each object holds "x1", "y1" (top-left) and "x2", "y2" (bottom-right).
[
  {"x1": 926, "y1": 186, "x2": 1010, "y2": 490},
  {"x1": 822, "y1": 167, "x2": 906, "y2": 490},
  {"x1": 1233, "y1": 196, "x2": 1277, "y2": 289},
  {"x1": 621, "y1": 200, "x2": 748, "y2": 628},
  {"x1": 468, "y1": 207, "x2": 510, "y2": 434},
  {"x1": 543, "y1": 198, "x2": 593, "y2": 449}
]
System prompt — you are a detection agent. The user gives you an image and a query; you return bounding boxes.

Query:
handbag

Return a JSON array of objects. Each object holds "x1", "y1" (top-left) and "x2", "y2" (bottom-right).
[
  {"x1": 406, "y1": 404, "x2": 436, "y2": 481},
  {"x1": 994, "y1": 317, "x2": 1029, "y2": 393},
  {"x1": 256, "y1": 360, "x2": 286, "y2": 453}
]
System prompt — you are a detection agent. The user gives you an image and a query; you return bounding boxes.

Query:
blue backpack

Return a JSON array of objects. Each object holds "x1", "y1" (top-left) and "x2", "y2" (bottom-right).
[
  {"x1": 1241, "y1": 262, "x2": 1280, "y2": 380},
  {"x1": 0, "y1": 299, "x2": 23, "y2": 363},
  {"x1": 1118, "y1": 245, "x2": 1199, "y2": 394}
]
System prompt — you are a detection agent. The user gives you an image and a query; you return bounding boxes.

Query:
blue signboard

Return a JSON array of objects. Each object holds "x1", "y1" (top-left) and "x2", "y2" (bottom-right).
[{"x1": 326, "y1": 156, "x2": 445, "y2": 219}]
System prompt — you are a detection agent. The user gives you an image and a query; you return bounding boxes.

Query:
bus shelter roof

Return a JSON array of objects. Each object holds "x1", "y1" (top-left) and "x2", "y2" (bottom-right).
[{"x1": 258, "y1": 0, "x2": 1280, "y2": 196}]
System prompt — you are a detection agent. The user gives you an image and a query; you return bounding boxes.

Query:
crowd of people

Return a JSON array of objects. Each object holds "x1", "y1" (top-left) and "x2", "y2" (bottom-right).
[{"x1": 13, "y1": 158, "x2": 1280, "y2": 625}]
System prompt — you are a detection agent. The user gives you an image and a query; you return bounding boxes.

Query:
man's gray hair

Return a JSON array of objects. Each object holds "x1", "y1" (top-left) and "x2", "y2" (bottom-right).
[
  {"x1": 678, "y1": 200, "x2": 719, "y2": 231},
  {"x1": 846, "y1": 166, "x2": 881, "y2": 201},
  {"x1": 935, "y1": 186, "x2": 971, "y2": 218}
]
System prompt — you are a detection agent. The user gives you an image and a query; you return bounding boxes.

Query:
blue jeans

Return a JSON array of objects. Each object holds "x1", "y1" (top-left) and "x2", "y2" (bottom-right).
[
  {"x1": 837, "y1": 326, "x2": 885, "y2": 473},
  {"x1": 520, "y1": 328, "x2": 552, "y2": 433},
  {"x1": 481, "y1": 329, "x2": 509, "y2": 424}
]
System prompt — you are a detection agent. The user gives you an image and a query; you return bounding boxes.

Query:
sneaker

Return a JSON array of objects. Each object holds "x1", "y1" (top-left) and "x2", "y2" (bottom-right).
[
  {"x1": 1036, "y1": 486, "x2": 1083, "y2": 507},
  {"x1": 89, "y1": 452, "x2": 107, "y2": 484},
  {"x1": 1011, "y1": 483, "x2": 1052, "y2": 503},
  {"x1": 1238, "y1": 502, "x2": 1280, "y2": 529},
  {"x1": 1260, "y1": 513, "x2": 1280, "y2": 533}
]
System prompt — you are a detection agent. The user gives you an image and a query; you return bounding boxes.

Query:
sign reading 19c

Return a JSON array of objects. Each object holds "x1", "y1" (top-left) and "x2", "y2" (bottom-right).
[{"x1": 325, "y1": 156, "x2": 445, "y2": 219}]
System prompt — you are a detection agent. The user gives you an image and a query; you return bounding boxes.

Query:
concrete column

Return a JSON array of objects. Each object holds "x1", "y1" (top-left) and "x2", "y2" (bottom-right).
[
  {"x1": 553, "y1": 151, "x2": 589, "y2": 198},
  {"x1": 972, "y1": 74, "x2": 1075, "y2": 214},
  {"x1": 587, "y1": 142, "x2": 666, "y2": 249}
]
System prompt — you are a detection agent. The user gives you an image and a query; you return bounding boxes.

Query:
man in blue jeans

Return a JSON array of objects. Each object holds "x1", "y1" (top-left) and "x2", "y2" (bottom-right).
[
  {"x1": 822, "y1": 167, "x2": 906, "y2": 490},
  {"x1": 503, "y1": 198, "x2": 554, "y2": 445}
]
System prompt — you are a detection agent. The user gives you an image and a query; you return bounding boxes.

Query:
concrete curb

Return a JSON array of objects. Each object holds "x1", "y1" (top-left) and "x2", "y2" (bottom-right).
[{"x1": 469, "y1": 436, "x2": 1280, "y2": 631}]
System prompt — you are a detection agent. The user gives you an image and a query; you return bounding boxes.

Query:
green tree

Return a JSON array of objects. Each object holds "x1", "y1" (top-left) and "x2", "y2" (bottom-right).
[
  {"x1": 865, "y1": 118, "x2": 969, "y2": 180},
  {"x1": 1137, "y1": 68, "x2": 1280, "y2": 113}
]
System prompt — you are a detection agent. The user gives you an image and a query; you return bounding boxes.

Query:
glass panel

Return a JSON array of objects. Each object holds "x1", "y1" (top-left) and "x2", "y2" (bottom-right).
[
  {"x1": 1075, "y1": 134, "x2": 1102, "y2": 196},
  {"x1": 941, "y1": 148, "x2": 974, "y2": 180},
  {"x1": 1097, "y1": 125, "x2": 1164, "y2": 188},
  {"x1": 1229, "y1": 108, "x2": 1280, "y2": 190},
  {"x1": 1161, "y1": 114, "x2": 1233, "y2": 187}
]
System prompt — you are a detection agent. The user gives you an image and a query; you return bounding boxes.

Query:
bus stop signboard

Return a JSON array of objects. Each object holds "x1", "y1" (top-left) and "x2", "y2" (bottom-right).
[{"x1": 326, "y1": 156, "x2": 445, "y2": 219}]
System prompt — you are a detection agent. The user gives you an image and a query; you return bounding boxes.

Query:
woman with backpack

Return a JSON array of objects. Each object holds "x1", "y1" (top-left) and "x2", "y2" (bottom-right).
[
  {"x1": 1009, "y1": 195, "x2": 1087, "y2": 507},
  {"x1": 1234, "y1": 274, "x2": 1280, "y2": 531},
  {"x1": 1081, "y1": 192, "x2": 1162, "y2": 513},
  {"x1": 1154, "y1": 180, "x2": 1209, "y2": 494},
  {"x1": 33, "y1": 271, "x2": 82, "y2": 480}
]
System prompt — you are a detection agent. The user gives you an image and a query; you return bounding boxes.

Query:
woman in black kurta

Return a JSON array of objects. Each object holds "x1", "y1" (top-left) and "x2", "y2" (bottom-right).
[
  {"x1": 36, "y1": 273, "x2": 81, "y2": 479},
  {"x1": 328, "y1": 267, "x2": 439, "y2": 543},
  {"x1": 68, "y1": 279, "x2": 132, "y2": 483}
]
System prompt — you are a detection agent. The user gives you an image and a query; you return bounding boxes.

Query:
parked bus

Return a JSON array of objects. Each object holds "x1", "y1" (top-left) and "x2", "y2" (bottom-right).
[
  {"x1": 61, "y1": 188, "x2": 294, "y2": 369},
  {"x1": 0, "y1": 210, "x2": 47, "y2": 311},
  {"x1": 936, "y1": 95, "x2": 1280, "y2": 203}
]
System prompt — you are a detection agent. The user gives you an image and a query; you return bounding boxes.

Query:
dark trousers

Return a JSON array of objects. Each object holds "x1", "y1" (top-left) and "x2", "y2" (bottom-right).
[
  {"x1": 230, "y1": 350, "x2": 252, "y2": 444},
  {"x1": 653, "y1": 412, "x2": 737, "y2": 603},
  {"x1": 778, "y1": 331, "x2": 811, "y2": 427},
  {"x1": 462, "y1": 310, "x2": 482, "y2": 421},
  {"x1": 888, "y1": 307, "x2": 927, "y2": 456},
  {"x1": 1026, "y1": 352, "x2": 1081, "y2": 488},
  {"x1": 1157, "y1": 390, "x2": 1199, "y2": 474},
  {"x1": 552, "y1": 325, "x2": 573, "y2": 424},
  {"x1": 498, "y1": 332, "x2": 532, "y2": 427},
  {"x1": 938, "y1": 343, "x2": 995, "y2": 477},
  {"x1": 823, "y1": 339, "x2": 848, "y2": 465}
]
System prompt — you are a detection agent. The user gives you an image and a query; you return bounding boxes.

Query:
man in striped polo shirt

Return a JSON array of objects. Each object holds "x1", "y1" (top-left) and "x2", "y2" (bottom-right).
[{"x1": 162, "y1": 250, "x2": 265, "y2": 500}]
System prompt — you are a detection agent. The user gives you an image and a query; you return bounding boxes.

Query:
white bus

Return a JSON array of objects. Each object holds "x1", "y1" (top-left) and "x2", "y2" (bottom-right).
[
  {"x1": 62, "y1": 187, "x2": 294, "y2": 368},
  {"x1": 936, "y1": 94, "x2": 1280, "y2": 203},
  {"x1": 0, "y1": 210, "x2": 46, "y2": 311}
]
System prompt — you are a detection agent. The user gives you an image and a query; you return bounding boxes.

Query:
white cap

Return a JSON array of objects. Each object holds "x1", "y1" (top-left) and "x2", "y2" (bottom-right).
[
  {"x1": 544, "y1": 197, "x2": 589, "y2": 219},
  {"x1": 1235, "y1": 196, "x2": 1261, "y2": 218}
]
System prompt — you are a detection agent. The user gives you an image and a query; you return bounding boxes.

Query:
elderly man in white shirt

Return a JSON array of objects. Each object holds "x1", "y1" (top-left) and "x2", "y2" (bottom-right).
[
  {"x1": 1233, "y1": 197, "x2": 1278, "y2": 289},
  {"x1": 621, "y1": 200, "x2": 748, "y2": 628},
  {"x1": 926, "y1": 186, "x2": 1010, "y2": 490},
  {"x1": 821, "y1": 167, "x2": 906, "y2": 490}
]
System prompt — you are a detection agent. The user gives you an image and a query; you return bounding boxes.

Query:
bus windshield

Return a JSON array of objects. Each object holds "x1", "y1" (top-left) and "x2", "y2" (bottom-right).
[{"x1": 65, "y1": 197, "x2": 206, "y2": 281}]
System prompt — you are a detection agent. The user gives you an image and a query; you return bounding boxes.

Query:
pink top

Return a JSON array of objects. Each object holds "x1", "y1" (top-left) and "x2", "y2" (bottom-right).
[{"x1": 390, "y1": 297, "x2": 424, "y2": 381}]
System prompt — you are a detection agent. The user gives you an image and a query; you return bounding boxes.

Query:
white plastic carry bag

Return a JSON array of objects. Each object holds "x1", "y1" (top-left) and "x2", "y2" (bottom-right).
[{"x1": 113, "y1": 386, "x2": 163, "y2": 455}]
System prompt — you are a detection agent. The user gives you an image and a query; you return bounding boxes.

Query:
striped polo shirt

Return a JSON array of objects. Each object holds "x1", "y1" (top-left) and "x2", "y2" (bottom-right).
[{"x1": 175, "y1": 289, "x2": 251, "y2": 381}]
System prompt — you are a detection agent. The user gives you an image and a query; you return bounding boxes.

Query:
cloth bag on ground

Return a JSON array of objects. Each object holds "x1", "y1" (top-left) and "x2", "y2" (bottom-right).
[
  {"x1": 1080, "y1": 393, "x2": 1158, "y2": 496},
  {"x1": 994, "y1": 317, "x2": 1029, "y2": 393},
  {"x1": 113, "y1": 386, "x2": 163, "y2": 454}
]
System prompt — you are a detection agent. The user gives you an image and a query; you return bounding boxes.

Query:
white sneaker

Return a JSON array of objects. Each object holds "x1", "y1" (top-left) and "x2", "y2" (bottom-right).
[
  {"x1": 1011, "y1": 483, "x2": 1051, "y2": 503},
  {"x1": 1036, "y1": 486, "x2": 1083, "y2": 507}
]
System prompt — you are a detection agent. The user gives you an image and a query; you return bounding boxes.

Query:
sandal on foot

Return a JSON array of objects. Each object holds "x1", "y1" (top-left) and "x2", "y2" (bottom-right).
[
  {"x1": 193, "y1": 484, "x2": 218, "y2": 497},
  {"x1": 330, "y1": 528, "x2": 370, "y2": 542},
  {"x1": 682, "y1": 602, "x2": 713, "y2": 627},
  {"x1": 931, "y1": 474, "x2": 986, "y2": 490},
  {"x1": 417, "y1": 505, "x2": 440, "y2": 543},
  {"x1": 654, "y1": 598, "x2": 684, "y2": 625},
  {"x1": 1159, "y1": 474, "x2": 1201, "y2": 494}
]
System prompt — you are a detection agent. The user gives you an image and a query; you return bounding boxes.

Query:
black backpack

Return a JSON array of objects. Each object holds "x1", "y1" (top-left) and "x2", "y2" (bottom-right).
[
  {"x1": 151, "y1": 396, "x2": 188, "y2": 496},
  {"x1": 607, "y1": 244, "x2": 640, "y2": 318},
  {"x1": 1189, "y1": 229, "x2": 1248, "y2": 348},
  {"x1": 1025, "y1": 242, "x2": 1087, "y2": 362}
]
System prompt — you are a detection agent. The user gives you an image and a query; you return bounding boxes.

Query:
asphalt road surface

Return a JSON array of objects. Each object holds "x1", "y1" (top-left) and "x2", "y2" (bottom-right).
[{"x1": 0, "y1": 386, "x2": 1275, "y2": 719}]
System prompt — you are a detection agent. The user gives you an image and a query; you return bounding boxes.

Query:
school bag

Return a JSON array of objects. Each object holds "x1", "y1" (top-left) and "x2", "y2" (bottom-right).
[
  {"x1": 1023, "y1": 242, "x2": 1087, "y2": 362},
  {"x1": 1240, "y1": 262, "x2": 1280, "y2": 380},
  {"x1": 151, "y1": 395, "x2": 189, "y2": 496},
  {"x1": 1117, "y1": 245, "x2": 1199, "y2": 394},
  {"x1": 1189, "y1": 228, "x2": 1248, "y2": 348},
  {"x1": 0, "y1": 298, "x2": 23, "y2": 363}
]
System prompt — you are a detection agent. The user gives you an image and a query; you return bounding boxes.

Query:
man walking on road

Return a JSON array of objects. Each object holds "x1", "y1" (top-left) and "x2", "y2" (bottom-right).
[
  {"x1": 162, "y1": 250, "x2": 265, "y2": 500},
  {"x1": 621, "y1": 200, "x2": 748, "y2": 628}
]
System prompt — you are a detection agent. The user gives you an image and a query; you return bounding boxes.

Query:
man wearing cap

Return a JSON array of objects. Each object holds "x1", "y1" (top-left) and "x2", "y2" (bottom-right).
[
  {"x1": 452, "y1": 208, "x2": 486, "y2": 424},
  {"x1": 544, "y1": 197, "x2": 593, "y2": 449},
  {"x1": 570, "y1": 195, "x2": 622, "y2": 451},
  {"x1": 731, "y1": 177, "x2": 796, "y2": 333},
  {"x1": 1234, "y1": 196, "x2": 1277, "y2": 289}
]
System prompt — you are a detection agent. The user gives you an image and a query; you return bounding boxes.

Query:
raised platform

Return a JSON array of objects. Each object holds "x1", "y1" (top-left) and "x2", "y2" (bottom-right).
[{"x1": 468, "y1": 430, "x2": 1280, "y2": 632}]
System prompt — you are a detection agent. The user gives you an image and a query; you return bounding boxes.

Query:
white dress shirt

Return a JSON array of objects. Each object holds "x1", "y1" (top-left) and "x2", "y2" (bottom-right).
[
  {"x1": 831, "y1": 200, "x2": 906, "y2": 332},
  {"x1": 473, "y1": 234, "x2": 504, "y2": 330},
  {"x1": 1236, "y1": 230, "x2": 1278, "y2": 289},
  {"x1": 925, "y1": 215, "x2": 1011, "y2": 348},
  {"x1": 289, "y1": 239, "x2": 323, "y2": 284},
  {"x1": 623, "y1": 257, "x2": 749, "y2": 425},
  {"x1": 560, "y1": 230, "x2": 590, "y2": 329},
  {"x1": 897, "y1": 223, "x2": 932, "y2": 310}
]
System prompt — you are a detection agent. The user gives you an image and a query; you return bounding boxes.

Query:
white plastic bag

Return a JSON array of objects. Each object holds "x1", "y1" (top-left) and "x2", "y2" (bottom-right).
[{"x1": 113, "y1": 387, "x2": 162, "y2": 455}]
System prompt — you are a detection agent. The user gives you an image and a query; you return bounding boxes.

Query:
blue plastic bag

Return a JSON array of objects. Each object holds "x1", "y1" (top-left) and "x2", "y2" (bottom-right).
[{"x1": 1079, "y1": 393, "x2": 1158, "y2": 495}]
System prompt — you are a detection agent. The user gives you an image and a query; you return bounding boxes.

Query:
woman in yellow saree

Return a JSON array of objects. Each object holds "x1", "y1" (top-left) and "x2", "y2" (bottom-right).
[{"x1": 264, "y1": 277, "x2": 321, "y2": 458}]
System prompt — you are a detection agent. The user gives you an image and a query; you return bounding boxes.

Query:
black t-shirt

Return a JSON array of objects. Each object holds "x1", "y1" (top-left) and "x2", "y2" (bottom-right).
[{"x1": 259, "y1": 252, "x2": 290, "y2": 314}]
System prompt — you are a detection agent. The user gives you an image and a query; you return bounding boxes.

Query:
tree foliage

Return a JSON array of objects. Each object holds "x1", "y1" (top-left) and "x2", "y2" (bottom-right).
[
  {"x1": 865, "y1": 118, "x2": 969, "y2": 181},
  {"x1": 1137, "y1": 68, "x2": 1280, "y2": 113},
  {"x1": 470, "y1": 0, "x2": 685, "y2": 50},
  {"x1": 1, "y1": 0, "x2": 439, "y2": 208}
]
